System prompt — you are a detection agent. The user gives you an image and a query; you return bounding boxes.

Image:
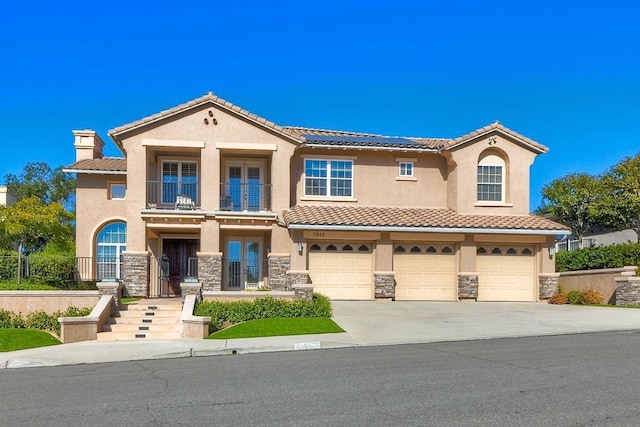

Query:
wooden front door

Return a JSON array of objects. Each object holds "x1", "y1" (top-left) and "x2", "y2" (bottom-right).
[{"x1": 162, "y1": 239, "x2": 199, "y2": 296}]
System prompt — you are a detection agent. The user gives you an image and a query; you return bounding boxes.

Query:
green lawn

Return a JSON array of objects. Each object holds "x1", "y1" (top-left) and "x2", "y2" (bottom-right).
[
  {"x1": 207, "y1": 317, "x2": 344, "y2": 339},
  {"x1": 0, "y1": 329, "x2": 61, "y2": 352}
]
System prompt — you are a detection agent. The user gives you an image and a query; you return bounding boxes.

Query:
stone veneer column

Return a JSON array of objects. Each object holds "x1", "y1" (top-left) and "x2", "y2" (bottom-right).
[
  {"x1": 538, "y1": 273, "x2": 560, "y2": 300},
  {"x1": 286, "y1": 270, "x2": 310, "y2": 290},
  {"x1": 267, "y1": 254, "x2": 290, "y2": 291},
  {"x1": 374, "y1": 271, "x2": 395, "y2": 300},
  {"x1": 458, "y1": 272, "x2": 479, "y2": 300},
  {"x1": 180, "y1": 282, "x2": 203, "y2": 302},
  {"x1": 97, "y1": 281, "x2": 123, "y2": 315},
  {"x1": 615, "y1": 276, "x2": 640, "y2": 306},
  {"x1": 121, "y1": 252, "x2": 149, "y2": 297},
  {"x1": 292, "y1": 284, "x2": 314, "y2": 300},
  {"x1": 197, "y1": 252, "x2": 222, "y2": 292}
]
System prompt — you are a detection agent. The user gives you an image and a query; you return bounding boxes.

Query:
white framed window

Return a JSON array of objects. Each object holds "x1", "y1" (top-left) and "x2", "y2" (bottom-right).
[
  {"x1": 161, "y1": 160, "x2": 198, "y2": 205},
  {"x1": 399, "y1": 161, "x2": 414, "y2": 177},
  {"x1": 108, "y1": 183, "x2": 126, "y2": 200},
  {"x1": 304, "y1": 159, "x2": 353, "y2": 197},
  {"x1": 477, "y1": 153, "x2": 505, "y2": 202},
  {"x1": 96, "y1": 222, "x2": 126, "y2": 280}
]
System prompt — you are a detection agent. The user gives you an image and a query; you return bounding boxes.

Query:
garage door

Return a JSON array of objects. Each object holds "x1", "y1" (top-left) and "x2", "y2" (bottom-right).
[
  {"x1": 477, "y1": 245, "x2": 536, "y2": 302},
  {"x1": 394, "y1": 243, "x2": 456, "y2": 301},
  {"x1": 308, "y1": 242, "x2": 373, "y2": 300}
]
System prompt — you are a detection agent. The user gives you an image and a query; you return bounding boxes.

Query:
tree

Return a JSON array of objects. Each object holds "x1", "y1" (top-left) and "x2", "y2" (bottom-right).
[
  {"x1": 540, "y1": 173, "x2": 602, "y2": 242},
  {"x1": 0, "y1": 196, "x2": 74, "y2": 254},
  {"x1": 4, "y1": 162, "x2": 76, "y2": 211},
  {"x1": 596, "y1": 154, "x2": 640, "y2": 242}
]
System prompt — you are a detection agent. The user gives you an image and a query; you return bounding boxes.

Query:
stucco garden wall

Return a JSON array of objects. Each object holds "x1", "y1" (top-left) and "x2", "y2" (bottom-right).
[
  {"x1": 558, "y1": 266, "x2": 637, "y2": 305},
  {"x1": 0, "y1": 291, "x2": 100, "y2": 314}
]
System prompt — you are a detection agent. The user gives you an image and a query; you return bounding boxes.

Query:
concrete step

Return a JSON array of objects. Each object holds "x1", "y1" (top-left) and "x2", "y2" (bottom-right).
[
  {"x1": 103, "y1": 323, "x2": 182, "y2": 333},
  {"x1": 106, "y1": 317, "x2": 180, "y2": 325},
  {"x1": 117, "y1": 310, "x2": 182, "y2": 319},
  {"x1": 124, "y1": 304, "x2": 183, "y2": 312},
  {"x1": 96, "y1": 331, "x2": 183, "y2": 341}
]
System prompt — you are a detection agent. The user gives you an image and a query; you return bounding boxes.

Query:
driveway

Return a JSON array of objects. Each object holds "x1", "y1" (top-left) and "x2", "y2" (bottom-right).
[{"x1": 331, "y1": 301, "x2": 640, "y2": 345}]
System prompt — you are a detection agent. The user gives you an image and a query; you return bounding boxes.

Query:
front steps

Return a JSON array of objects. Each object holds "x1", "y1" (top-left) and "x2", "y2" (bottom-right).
[{"x1": 97, "y1": 301, "x2": 183, "y2": 341}]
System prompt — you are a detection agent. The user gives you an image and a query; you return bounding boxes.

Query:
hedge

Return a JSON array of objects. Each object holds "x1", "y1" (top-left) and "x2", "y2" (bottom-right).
[
  {"x1": 556, "y1": 243, "x2": 640, "y2": 272},
  {"x1": 0, "y1": 306, "x2": 92, "y2": 335},
  {"x1": 195, "y1": 294, "x2": 332, "y2": 334}
]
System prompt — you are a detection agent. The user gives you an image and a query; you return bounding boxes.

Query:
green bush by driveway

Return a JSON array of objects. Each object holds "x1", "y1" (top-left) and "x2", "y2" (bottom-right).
[
  {"x1": 556, "y1": 243, "x2": 640, "y2": 272},
  {"x1": 195, "y1": 294, "x2": 332, "y2": 334}
]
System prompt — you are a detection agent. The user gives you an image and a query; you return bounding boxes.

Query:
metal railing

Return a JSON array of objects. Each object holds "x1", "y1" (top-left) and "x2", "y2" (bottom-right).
[
  {"x1": 222, "y1": 258, "x2": 267, "y2": 290},
  {"x1": 220, "y1": 183, "x2": 271, "y2": 212},
  {"x1": 147, "y1": 180, "x2": 199, "y2": 209},
  {"x1": 555, "y1": 238, "x2": 596, "y2": 253},
  {"x1": 0, "y1": 255, "x2": 121, "y2": 283}
]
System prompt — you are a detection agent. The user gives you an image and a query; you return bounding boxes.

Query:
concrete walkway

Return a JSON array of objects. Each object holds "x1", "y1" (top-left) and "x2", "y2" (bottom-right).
[{"x1": 3, "y1": 302, "x2": 640, "y2": 369}]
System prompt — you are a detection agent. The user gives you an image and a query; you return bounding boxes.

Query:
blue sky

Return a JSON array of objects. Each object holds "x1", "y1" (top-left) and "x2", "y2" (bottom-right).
[{"x1": 1, "y1": 0, "x2": 638, "y2": 211}]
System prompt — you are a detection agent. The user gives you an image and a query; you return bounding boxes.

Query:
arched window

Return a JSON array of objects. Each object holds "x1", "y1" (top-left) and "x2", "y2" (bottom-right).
[
  {"x1": 342, "y1": 244, "x2": 353, "y2": 251},
  {"x1": 491, "y1": 247, "x2": 502, "y2": 254},
  {"x1": 310, "y1": 244, "x2": 321, "y2": 252},
  {"x1": 477, "y1": 247, "x2": 487, "y2": 254},
  {"x1": 442, "y1": 246, "x2": 453, "y2": 254},
  {"x1": 410, "y1": 246, "x2": 422, "y2": 253},
  {"x1": 326, "y1": 244, "x2": 337, "y2": 251},
  {"x1": 522, "y1": 248, "x2": 532, "y2": 255},
  {"x1": 358, "y1": 245, "x2": 370, "y2": 252},
  {"x1": 96, "y1": 222, "x2": 126, "y2": 280},
  {"x1": 394, "y1": 246, "x2": 406, "y2": 253},
  {"x1": 477, "y1": 151, "x2": 506, "y2": 202},
  {"x1": 426, "y1": 246, "x2": 437, "y2": 253},
  {"x1": 507, "y1": 248, "x2": 517, "y2": 254}
]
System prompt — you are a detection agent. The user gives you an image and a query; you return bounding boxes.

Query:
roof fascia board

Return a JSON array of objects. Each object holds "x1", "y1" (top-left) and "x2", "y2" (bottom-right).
[
  {"x1": 448, "y1": 128, "x2": 546, "y2": 154},
  {"x1": 62, "y1": 169, "x2": 127, "y2": 175},
  {"x1": 287, "y1": 224, "x2": 570, "y2": 235}
]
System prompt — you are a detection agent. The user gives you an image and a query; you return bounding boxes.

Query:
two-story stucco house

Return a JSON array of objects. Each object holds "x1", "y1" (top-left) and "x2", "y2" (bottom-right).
[{"x1": 64, "y1": 92, "x2": 569, "y2": 302}]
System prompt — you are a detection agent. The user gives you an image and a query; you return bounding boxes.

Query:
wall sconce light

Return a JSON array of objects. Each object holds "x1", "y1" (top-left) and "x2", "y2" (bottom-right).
[
  {"x1": 549, "y1": 246, "x2": 556, "y2": 257},
  {"x1": 297, "y1": 242, "x2": 303, "y2": 253}
]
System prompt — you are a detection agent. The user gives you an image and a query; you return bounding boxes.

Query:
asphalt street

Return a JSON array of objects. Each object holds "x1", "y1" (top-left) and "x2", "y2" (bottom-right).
[{"x1": 2, "y1": 331, "x2": 640, "y2": 426}]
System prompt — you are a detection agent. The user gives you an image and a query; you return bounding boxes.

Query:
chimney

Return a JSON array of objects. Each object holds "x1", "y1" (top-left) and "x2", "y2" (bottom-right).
[{"x1": 73, "y1": 130, "x2": 105, "y2": 161}]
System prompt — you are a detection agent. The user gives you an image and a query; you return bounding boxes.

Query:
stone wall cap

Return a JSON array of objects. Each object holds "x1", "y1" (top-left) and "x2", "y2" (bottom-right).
[
  {"x1": 286, "y1": 270, "x2": 310, "y2": 274},
  {"x1": 0, "y1": 290, "x2": 99, "y2": 296},
  {"x1": 267, "y1": 253, "x2": 290, "y2": 258},
  {"x1": 538, "y1": 273, "x2": 560, "y2": 278},
  {"x1": 458, "y1": 272, "x2": 479, "y2": 276},
  {"x1": 560, "y1": 267, "x2": 637, "y2": 277},
  {"x1": 374, "y1": 271, "x2": 396, "y2": 275},
  {"x1": 292, "y1": 284, "x2": 314, "y2": 290},
  {"x1": 615, "y1": 276, "x2": 640, "y2": 282}
]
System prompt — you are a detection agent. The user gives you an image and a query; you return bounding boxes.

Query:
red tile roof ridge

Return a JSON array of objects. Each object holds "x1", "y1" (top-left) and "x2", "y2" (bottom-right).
[
  {"x1": 282, "y1": 125, "x2": 385, "y2": 138},
  {"x1": 449, "y1": 122, "x2": 548, "y2": 153}
]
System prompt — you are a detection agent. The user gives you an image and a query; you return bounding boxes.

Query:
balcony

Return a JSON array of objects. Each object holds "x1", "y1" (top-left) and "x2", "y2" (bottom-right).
[
  {"x1": 147, "y1": 181, "x2": 199, "y2": 210},
  {"x1": 220, "y1": 182, "x2": 272, "y2": 212}
]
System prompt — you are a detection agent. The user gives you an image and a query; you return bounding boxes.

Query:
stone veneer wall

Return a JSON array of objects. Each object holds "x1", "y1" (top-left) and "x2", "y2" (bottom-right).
[
  {"x1": 374, "y1": 272, "x2": 395, "y2": 299},
  {"x1": 268, "y1": 255, "x2": 290, "y2": 291},
  {"x1": 122, "y1": 253, "x2": 149, "y2": 297},
  {"x1": 198, "y1": 253, "x2": 222, "y2": 292},
  {"x1": 615, "y1": 276, "x2": 640, "y2": 306},
  {"x1": 97, "y1": 282, "x2": 123, "y2": 315},
  {"x1": 538, "y1": 274, "x2": 559, "y2": 300},
  {"x1": 458, "y1": 273, "x2": 478, "y2": 300},
  {"x1": 286, "y1": 270, "x2": 310, "y2": 290},
  {"x1": 292, "y1": 284, "x2": 314, "y2": 300}
]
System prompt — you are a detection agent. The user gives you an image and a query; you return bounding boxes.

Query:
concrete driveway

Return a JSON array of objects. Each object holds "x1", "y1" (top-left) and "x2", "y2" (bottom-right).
[{"x1": 331, "y1": 301, "x2": 640, "y2": 345}]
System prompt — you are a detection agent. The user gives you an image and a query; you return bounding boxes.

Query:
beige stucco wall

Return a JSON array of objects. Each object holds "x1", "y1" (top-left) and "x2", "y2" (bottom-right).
[
  {"x1": 292, "y1": 149, "x2": 448, "y2": 207},
  {"x1": 75, "y1": 175, "x2": 127, "y2": 258},
  {"x1": 447, "y1": 133, "x2": 537, "y2": 215},
  {"x1": 558, "y1": 267, "x2": 637, "y2": 305},
  {"x1": 0, "y1": 291, "x2": 99, "y2": 314}
]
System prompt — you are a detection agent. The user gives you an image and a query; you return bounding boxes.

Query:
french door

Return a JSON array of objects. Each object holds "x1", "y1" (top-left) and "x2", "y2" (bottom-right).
[
  {"x1": 225, "y1": 237, "x2": 263, "y2": 290},
  {"x1": 225, "y1": 161, "x2": 264, "y2": 211}
]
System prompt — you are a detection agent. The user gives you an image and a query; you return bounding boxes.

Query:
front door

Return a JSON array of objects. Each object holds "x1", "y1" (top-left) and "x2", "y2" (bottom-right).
[
  {"x1": 162, "y1": 239, "x2": 199, "y2": 296},
  {"x1": 225, "y1": 237, "x2": 263, "y2": 290},
  {"x1": 225, "y1": 162, "x2": 264, "y2": 211}
]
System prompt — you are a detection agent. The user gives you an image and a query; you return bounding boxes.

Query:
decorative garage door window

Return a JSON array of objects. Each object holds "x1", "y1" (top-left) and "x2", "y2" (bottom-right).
[
  {"x1": 394, "y1": 244, "x2": 454, "y2": 254},
  {"x1": 477, "y1": 246, "x2": 533, "y2": 255},
  {"x1": 309, "y1": 243, "x2": 372, "y2": 253}
]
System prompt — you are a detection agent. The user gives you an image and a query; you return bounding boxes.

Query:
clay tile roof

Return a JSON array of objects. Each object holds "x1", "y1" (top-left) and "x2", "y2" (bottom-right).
[
  {"x1": 63, "y1": 157, "x2": 127, "y2": 173},
  {"x1": 447, "y1": 121, "x2": 548, "y2": 153},
  {"x1": 283, "y1": 205, "x2": 569, "y2": 233},
  {"x1": 108, "y1": 92, "x2": 306, "y2": 145}
]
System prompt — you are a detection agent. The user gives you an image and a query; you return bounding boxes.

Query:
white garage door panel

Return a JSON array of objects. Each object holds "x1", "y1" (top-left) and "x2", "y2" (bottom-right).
[
  {"x1": 394, "y1": 247, "x2": 456, "y2": 301},
  {"x1": 309, "y1": 249, "x2": 373, "y2": 300},
  {"x1": 477, "y1": 247, "x2": 535, "y2": 302}
]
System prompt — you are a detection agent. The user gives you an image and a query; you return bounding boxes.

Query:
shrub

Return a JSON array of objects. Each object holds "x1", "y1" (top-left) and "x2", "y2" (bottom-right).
[
  {"x1": 195, "y1": 294, "x2": 333, "y2": 334},
  {"x1": 0, "y1": 251, "x2": 19, "y2": 280},
  {"x1": 582, "y1": 289, "x2": 604, "y2": 305},
  {"x1": 556, "y1": 242, "x2": 640, "y2": 272},
  {"x1": 28, "y1": 252, "x2": 77, "y2": 286},
  {"x1": 548, "y1": 294, "x2": 568, "y2": 305},
  {"x1": 567, "y1": 290, "x2": 585, "y2": 305},
  {"x1": 0, "y1": 308, "x2": 26, "y2": 329}
]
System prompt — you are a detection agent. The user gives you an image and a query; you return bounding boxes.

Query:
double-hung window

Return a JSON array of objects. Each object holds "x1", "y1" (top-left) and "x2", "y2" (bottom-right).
[
  {"x1": 304, "y1": 159, "x2": 353, "y2": 197},
  {"x1": 399, "y1": 161, "x2": 414, "y2": 177},
  {"x1": 477, "y1": 153, "x2": 505, "y2": 202}
]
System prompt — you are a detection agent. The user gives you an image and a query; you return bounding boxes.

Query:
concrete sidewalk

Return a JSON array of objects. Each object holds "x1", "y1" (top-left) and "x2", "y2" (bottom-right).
[{"x1": 3, "y1": 302, "x2": 640, "y2": 369}]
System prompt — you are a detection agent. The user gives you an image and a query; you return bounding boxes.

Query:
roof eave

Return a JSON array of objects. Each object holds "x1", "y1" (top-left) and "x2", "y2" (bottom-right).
[
  {"x1": 286, "y1": 223, "x2": 570, "y2": 235},
  {"x1": 62, "y1": 168, "x2": 127, "y2": 175},
  {"x1": 446, "y1": 127, "x2": 548, "y2": 154}
]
